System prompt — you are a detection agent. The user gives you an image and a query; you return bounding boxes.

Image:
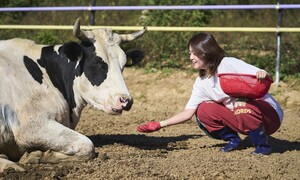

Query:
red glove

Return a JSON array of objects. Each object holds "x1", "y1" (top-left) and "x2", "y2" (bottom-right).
[{"x1": 137, "y1": 121, "x2": 161, "y2": 133}]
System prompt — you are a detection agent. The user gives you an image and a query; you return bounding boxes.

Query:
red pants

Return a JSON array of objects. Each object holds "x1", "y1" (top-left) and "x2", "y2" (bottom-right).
[{"x1": 196, "y1": 100, "x2": 280, "y2": 135}]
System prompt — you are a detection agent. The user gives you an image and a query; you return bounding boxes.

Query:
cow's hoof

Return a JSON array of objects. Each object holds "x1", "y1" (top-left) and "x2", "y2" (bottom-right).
[
  {"x1": 19, "y1": 150, "x2": 88, "y2": 164},
  {"x1": 19, "y1": 151, "x2": 43, "y2": 164},
  {"x1": 1, "y1": 165, "x2": 25, "y2": 174},
  {"x1": 0, "y1": 158, "x2": 25, "y2": 174},
  {"x1": 19, "y1": 150, "x2": 64, "y2": 164}
]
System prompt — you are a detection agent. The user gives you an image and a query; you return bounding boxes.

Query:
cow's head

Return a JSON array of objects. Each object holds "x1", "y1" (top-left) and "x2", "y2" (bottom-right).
[{"x1": 72, "y1": 18, "x2": 146, "y2": 114}]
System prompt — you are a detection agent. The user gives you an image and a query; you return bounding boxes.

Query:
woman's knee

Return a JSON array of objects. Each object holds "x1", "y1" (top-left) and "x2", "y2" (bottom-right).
[{"x1": 196, "y1": 101, "x2": 221, "y2": 120}]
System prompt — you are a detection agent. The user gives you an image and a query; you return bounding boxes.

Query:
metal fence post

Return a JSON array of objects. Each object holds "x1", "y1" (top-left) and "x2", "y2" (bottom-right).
[
  {"x1": 275, "y1": 0, "x2": 283, "y2": 85},
  {"x1": 90, "y1": 0, "x2": 96, "y2": 26}
]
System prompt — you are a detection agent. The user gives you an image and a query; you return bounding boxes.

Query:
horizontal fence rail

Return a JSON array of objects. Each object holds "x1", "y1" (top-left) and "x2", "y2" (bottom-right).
[
  {"x1": 0, "y1": 4, "x2": 300, "y2": 12},
  {"x1": 0, "y1": 3, "x2": 299, "y2": 84},
  {"x1": 0, "y1": 25, "x2": 300, "y2": 33}
]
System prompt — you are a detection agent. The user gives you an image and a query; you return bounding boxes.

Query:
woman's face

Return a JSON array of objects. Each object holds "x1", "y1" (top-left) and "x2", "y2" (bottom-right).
[{"x1": 189, "y1": 46, "x2": 206, "y2": 70}]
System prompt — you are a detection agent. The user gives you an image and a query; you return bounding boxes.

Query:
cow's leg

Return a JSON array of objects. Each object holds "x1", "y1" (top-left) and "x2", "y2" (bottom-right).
[
  {"x1": 19, "y1": 149, "x2": 91, "y2": 164},
  {"x1": 17, "y1": 120, "x2": 95, "y2": 164},
  {"x1": 0, "y1": 154, "x2": 25, "y2": 173}
]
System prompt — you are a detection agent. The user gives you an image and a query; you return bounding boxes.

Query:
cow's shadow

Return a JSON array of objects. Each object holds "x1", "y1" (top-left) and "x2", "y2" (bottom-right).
[
  {"x1": 89, "y1": 134, "x2": 300, "y2": 153},
  {"x1": 89, "y1": 134, "x2": 202, "y2": 151}
]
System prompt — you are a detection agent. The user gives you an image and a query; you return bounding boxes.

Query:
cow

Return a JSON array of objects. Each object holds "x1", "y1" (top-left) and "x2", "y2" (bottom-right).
[{"x1": 0, "y1": 18, "x2": 147, "y2": 173}]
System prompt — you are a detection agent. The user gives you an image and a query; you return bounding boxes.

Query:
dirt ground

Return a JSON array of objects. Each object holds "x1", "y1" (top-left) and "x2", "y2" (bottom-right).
[{"x1": 1, "y1": 68, "x2": 300, "y2": 180}]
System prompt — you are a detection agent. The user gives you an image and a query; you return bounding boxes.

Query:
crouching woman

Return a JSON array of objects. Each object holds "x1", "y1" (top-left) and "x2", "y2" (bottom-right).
[{"x1": 137, "y1": 32, "x2": 283, "y2": 155}]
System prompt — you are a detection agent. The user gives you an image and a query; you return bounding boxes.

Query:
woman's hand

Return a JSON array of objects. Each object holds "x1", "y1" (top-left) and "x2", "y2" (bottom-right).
[
  {"x1": 256, "y1": 70, "x2": 272, "y2": 81},
  {"x1": 137, "y1": 109, "x2": 195, "y2": 133},
  {"x1": 137, "y1": 121, "x2": 161, "y2": 133}
]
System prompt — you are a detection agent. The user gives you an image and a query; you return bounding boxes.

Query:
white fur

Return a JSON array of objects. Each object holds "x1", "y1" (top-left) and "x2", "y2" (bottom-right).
[{"x1": 0, "y1": 28, "x2": 132, "y2": 172}]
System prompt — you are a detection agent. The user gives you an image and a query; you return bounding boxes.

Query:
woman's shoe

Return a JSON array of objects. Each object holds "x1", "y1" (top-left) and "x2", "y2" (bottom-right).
[
  {"x1": 249, "y1": 127, "x2": 272, "y2": 155},
  {"x1": 214, "y1": 126, "x2": 241, "y2": 152}
]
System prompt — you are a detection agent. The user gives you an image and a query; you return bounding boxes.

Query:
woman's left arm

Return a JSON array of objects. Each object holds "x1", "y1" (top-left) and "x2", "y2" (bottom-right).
[{"x1": 256, "y1": 70, "x2": 273, "y2": 81}]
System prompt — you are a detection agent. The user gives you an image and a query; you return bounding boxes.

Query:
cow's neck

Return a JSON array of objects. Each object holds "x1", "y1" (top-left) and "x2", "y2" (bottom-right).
[{"x1": 37, "y1": 45, "x2": 84, "y2": 124}]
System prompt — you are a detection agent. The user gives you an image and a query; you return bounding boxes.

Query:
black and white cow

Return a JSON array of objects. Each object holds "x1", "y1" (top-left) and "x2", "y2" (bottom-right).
[{"x1": 0, "y1": 18, "x2": 146, "y2": 172}]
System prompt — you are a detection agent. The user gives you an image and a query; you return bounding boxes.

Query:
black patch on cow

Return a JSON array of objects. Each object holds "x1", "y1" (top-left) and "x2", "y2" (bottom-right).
[
  {"x1": 37, "y1": 41, "x2": 108, "y2": 121},
  {"x1": 83, "y1": 55, "x2": 108, "y2": 86},
  {"x1": 81, "y1": 41, "x2": 108, "y2": 86},
  {"x1": 23, "y1": 56, "x2": 43, "y2": 84},
  {"x1": 62, "y1": 41, "x2": 83, "y2": 62},
  {"x1": 81, "y1": 40, "x2": 94, "y2": 48}
]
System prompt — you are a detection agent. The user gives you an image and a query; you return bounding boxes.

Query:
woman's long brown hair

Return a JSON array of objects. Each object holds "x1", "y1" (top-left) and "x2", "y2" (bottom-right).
[{"x1": 188, "y1": 33, "x2": 225, "y2": 77}]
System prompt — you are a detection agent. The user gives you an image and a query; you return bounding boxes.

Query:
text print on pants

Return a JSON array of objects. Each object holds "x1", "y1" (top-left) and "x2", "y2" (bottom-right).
[{"x1": 234, "y1": 108, "x2": 252, "y2": 115}]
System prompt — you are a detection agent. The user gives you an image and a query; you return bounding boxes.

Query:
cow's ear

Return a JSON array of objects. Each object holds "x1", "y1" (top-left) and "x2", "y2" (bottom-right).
[
  {"x1": 61, "y1": 42, "x2": 84, "y2": 62},
  {"x1": 125, "y1": 49, "x2": 145, "y2": 67}
]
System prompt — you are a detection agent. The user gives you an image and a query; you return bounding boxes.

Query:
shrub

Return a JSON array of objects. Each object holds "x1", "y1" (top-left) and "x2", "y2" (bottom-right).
[{"x1": 130, "y1": 0, "x2": 215, "y2": 71}]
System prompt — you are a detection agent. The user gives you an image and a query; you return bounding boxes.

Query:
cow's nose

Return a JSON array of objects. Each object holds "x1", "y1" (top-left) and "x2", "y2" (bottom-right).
[{"x1": 120, "y1": 97, "x2": 133, "y2": 111}]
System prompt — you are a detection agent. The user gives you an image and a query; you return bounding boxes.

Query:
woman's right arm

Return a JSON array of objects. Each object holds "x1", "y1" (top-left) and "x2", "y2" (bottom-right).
[
  {"x1": 137, "y1": 109, "x2": 196, "y2": 133},
  {"x1": 160, "y1": 109, "x2": 196, "y2": 127}
]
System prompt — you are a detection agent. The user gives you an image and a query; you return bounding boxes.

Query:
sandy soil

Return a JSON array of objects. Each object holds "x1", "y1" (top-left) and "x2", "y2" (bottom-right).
[{"x1": 1, "y1": 68, "x2": 300, "y2": 180}]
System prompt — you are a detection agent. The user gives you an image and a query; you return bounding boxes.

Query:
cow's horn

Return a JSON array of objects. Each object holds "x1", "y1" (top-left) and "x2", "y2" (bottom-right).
[
  {"x1": 73, "y1": 18, "x2": 88, "y2": 41},
  {"x1": 119, "y1": 27, "x2": 147, "y2": 42}
]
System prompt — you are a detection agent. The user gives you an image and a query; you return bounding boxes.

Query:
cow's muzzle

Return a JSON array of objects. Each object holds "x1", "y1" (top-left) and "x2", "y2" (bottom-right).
[{"x1": 120, "y1": 97, "x2": 133, "y2": 111}]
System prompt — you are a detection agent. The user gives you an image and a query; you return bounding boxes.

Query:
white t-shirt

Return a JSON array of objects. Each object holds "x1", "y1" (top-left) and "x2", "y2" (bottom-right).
[{"x1": 185, "y1": 57, "x2": 284, "y2": 122}]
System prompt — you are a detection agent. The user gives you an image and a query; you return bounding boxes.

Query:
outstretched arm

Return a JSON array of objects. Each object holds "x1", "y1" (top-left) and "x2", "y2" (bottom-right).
[{"x1": 137, "y1": 109, "x2": 196, "y2": 133}]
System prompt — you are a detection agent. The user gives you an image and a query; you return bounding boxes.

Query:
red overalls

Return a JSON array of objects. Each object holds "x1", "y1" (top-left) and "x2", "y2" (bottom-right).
[{"x1": 196, "y1": 99, "x2": 281, "y2": 136}]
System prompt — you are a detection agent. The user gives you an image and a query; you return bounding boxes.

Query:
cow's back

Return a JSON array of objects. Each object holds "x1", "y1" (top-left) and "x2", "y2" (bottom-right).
[
  {"x1": 0, "y1": 39, "x2": 68, "y2": 119},
  {"x1": 0, "y1": 38, "x2": 44, "y2": 60},
  {"x1": 0, "y1": 39, "x2": 43, "y2": 104}
]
